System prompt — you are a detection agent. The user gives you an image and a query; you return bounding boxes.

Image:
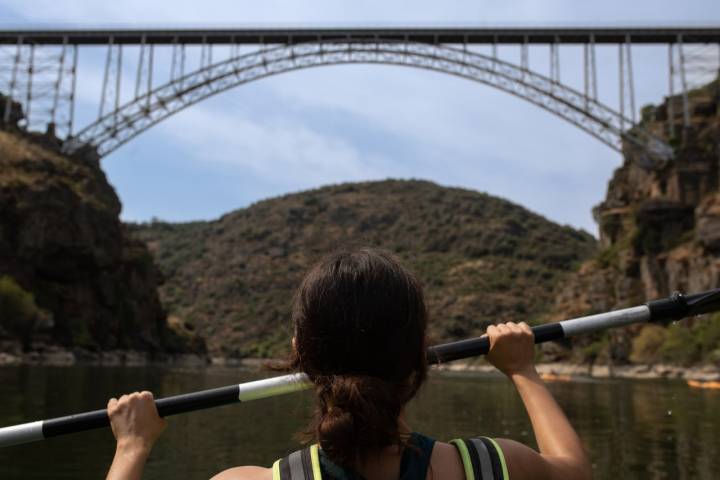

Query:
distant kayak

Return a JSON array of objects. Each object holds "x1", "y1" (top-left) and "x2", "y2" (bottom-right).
[
  {"x1": 540, "y1": 373, "x2": 573, "y2": 382},
  {"x1": 687, "y1": 380, "x2": 720, "y2": 390}
]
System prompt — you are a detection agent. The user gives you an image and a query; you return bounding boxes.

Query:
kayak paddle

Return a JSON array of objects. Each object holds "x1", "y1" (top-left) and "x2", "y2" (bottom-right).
[{"x1": 1, "y1": 287, "x2": 718, "y2": 448}]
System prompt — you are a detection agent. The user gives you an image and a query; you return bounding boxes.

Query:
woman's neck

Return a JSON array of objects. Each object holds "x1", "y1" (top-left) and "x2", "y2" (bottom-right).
[
  {"x1": 351, "y1": 420, "x2": 412, "y2": 480},
  {"x1": 353, "y1": 444, "x2": 405, "y2": 480}
]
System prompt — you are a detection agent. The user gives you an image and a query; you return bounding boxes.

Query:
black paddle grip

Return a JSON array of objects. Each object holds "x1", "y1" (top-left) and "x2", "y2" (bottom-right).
[
  {"x1": 426, "y1": 323, "x2": 565, "y2": 364},
  {"x1": 42, "y1": 385, "x2": 240, "y2": 439}
]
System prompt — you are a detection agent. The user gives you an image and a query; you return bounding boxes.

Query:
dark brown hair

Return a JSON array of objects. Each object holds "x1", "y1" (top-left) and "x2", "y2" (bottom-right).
[{"x1": 287, "y1": 247, "x2": 428, "y2": 467}]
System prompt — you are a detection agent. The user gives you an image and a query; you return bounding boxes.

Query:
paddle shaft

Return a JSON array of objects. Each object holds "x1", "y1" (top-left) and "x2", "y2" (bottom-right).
[{"x1": 1, "y1": 288, "x2": 718, "y2": 448}]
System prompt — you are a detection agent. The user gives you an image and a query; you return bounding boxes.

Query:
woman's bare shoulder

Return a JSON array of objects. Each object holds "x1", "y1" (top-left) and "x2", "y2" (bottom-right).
[
  {"x1": 210, "y1": 466, "x2": 272, "y2": 480},
  {"x1": 429, "y1": 442, "x2": 465, "y2": 479}
]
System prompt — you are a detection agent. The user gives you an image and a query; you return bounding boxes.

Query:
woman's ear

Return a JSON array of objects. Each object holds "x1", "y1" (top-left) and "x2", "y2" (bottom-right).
[{"x1": 292, "y1": 336, "x2": 297, "y2": 351}]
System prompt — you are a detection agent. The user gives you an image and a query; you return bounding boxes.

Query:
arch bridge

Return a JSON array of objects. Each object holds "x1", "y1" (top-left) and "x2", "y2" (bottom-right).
[{"x1": 1, "y1": 27, "x2": 719, "y2": 166}]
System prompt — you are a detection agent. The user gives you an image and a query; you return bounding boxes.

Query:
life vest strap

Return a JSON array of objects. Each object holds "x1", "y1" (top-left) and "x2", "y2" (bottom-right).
[
  {"x1": 450, "y1": 437, "x2": 509, "y2": 480},
  {"x1": 274, "y1": 437, "x2": 508, "y2": 480},
  {"x1": 275, "y1": 444, "x2": 323, "y2": 480}
]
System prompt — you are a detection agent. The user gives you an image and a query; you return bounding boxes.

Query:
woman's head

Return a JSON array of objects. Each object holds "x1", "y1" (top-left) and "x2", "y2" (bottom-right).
[{"x1": 288, "y1": 247, "x2": 428, "y2": 466}]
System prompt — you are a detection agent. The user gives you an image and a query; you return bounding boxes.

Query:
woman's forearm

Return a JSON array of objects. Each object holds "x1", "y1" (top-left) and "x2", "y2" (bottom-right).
[
  {"x1": 484, "y1": 323, "x2": 591, "y2": 479},
  {"x1": 511, "y1": 369, "x2": 589, "y2": 470},
  {"x1": 105, "y1": 391, "x2": 166, "y2": 480},
  {"x1": 106, "y1": 441, "x2": 151, "y2": 480}
]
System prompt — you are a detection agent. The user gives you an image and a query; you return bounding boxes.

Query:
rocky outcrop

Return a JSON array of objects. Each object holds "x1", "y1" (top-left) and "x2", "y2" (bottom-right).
[
  {"x1": 0, "y1": 93, "x2": 24, "y2": 127},
  {"x1": 697, "y1": 192, "x2": 720, "y2": 250},
  {"x1": 0, "y1": 127, "x2": 204, "y2": 358},
  {"x1": 550, "y1": 78, "x2": 720, "y2": 364}
]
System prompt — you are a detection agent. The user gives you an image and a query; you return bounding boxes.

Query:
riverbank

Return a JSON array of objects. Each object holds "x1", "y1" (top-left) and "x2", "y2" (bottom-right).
[
  {"x1": 435, "y1": 360, "x2": 720, "y2": 382},
  {"x1": 1, "y1": 343, "x2": 718, "y2": 381},
  {"x1": 0, "y1": 342, "x2": 207, "y2": 367}
]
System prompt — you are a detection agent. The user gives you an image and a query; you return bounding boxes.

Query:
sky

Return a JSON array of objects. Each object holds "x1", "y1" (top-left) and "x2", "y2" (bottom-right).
[{"x1": 1, "y1": 1, "x2": 720, "y2": 235}]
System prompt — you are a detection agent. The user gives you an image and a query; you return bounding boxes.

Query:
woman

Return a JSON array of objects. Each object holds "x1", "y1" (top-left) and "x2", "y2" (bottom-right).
[{"x1": 106, "y1": 248, "x2": 591, "y2": 480}]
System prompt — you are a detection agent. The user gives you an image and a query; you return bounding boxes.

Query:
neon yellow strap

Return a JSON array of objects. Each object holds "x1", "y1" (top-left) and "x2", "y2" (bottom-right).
[
  {"x1": 310, "y1": 444, "x2": 323, "y2": 479},
  {"x1": 272, "y1": 459, "x2": 281, "y2": 480},
  {"x1": 450, "y1": 439, "x2": 476, "y2": 480},
  {"x1": 485, "y1": 437, "x2": 510, "y2": 480}
]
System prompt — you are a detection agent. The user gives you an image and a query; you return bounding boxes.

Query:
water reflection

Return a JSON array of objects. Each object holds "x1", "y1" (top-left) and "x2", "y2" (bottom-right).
[{"x1": 0, "y1": 366, "x2": 717, "y2": 479}]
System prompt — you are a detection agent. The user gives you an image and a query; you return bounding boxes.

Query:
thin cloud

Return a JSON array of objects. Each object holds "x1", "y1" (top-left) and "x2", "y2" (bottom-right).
[{"x1": 155, "y1": 101, "x2": 390, "y2": 186}]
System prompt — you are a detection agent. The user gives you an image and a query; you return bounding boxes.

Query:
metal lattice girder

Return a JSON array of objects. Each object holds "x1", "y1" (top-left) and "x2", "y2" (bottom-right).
[
  {"x1": 2, "y1": 27, "x2": 719, "y2": 46},
  {"x1": 64, "y1": 40, "x2": 674, "y2": 167},
  {"x1": 0, "y1": 40, "x2": 77, "y2": 137}
]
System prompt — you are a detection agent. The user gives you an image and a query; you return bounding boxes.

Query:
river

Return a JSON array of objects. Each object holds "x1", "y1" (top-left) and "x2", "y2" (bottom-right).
[{"x1": 0, "y1": 365, "x2": 718, "y2": 479}]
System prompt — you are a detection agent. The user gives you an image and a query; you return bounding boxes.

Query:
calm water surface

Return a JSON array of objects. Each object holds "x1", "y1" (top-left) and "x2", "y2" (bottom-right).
[{"x1": 0, "y1": 365, "x2": 718, "y2": 479}]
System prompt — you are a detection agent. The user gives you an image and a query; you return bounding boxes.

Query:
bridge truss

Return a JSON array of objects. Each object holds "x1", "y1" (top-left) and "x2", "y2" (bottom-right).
[{"x1": 1, "y1": 28, "x2": 719, "y2": 164}]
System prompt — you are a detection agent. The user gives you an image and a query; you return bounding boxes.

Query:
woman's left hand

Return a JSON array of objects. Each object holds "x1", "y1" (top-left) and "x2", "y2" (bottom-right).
[{"x1": 108, "y1": 391, "x2": 166, "y2": 453}]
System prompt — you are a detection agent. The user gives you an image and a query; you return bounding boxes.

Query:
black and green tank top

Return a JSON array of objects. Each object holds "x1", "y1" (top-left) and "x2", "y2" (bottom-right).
[{"x1": 271, "y1": 432, "x2": 509, "y2": 480}]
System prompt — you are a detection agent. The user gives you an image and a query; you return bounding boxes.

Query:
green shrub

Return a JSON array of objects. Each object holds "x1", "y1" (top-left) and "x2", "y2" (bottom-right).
[
  {"x1": 627, "y1": 316, "x2": 720, "y2": 366},
  {"x1": 708, "y1": 348, "x2": 720, "y2": 365},
  {"x1": 580, "y1": 336, "x2": 609, "y2": 363},
  {"x1": 659, "y1": 323, "x2": 699, "y2": 366},
  {"x1": 693, "y1": 314, "x2": 720, "y2": 362},
  {"x1": 443, "y1": 315, "x2": 469, "y2": 338},
  {"x1": 595, "y1": 230, "x2": 634, "y2": 269},
  {"x1": 630, "y1": 325, "x2": 667, "y2": 364},
  {"x1": 0, "y1": 275, "x2": 39, "y2": 341}
]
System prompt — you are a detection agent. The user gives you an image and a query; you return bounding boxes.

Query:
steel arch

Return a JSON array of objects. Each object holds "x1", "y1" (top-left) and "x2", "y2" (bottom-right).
[{"x1": 64, "y1": 40, "x2": 673, "y2": 165}]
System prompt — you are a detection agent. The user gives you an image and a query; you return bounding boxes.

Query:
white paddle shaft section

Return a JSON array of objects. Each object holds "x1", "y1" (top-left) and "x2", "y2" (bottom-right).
[
  {"x1": 0, "y1": 420, "x2": 43, "y2": 448},
  {"x1": 238, "y1": 373, "x2": 311, "y2": 402},
  {"x1": 559, "y1": 305, "x2": 651, "y2": 337}
]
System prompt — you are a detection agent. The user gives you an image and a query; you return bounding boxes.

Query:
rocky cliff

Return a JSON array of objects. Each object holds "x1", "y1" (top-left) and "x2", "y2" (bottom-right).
[
  {"x1": 550, "y1": 78, "x2": 720, "y2": 366},
  {"x1": 0, "y1": 124, "x2": 203, "y2": 361}
]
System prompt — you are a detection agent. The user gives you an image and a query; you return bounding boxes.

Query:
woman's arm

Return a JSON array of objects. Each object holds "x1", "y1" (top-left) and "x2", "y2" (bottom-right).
[
  {"x1": 210, "y1": 466, "x2": 271, "y2": 480},
  {"x1": 485, "y1": 322, "x2": 592, "y2": 480},
  {"x1": 104, "y1": 390, "x2": 271, "y2": 480},
  {"x1": 106, "y1": 391, "x2": 166, "y2": 480}
]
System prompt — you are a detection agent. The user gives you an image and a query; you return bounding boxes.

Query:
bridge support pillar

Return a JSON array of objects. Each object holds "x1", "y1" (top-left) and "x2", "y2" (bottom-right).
[
  {"x1": 2, "y1": 36, "x2": 22, "y2": 124},
  {"x1": 668, "y1": 44, "x2": 676, "y2": 139},
  {"x1": 677, "y1": 34, "x2": 691, "y2": 133}
]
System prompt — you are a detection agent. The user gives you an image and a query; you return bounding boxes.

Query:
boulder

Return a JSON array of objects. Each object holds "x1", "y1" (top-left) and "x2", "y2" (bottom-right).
[{"x1": 696, "y1": 193, "x2": 720, "y2": 250}]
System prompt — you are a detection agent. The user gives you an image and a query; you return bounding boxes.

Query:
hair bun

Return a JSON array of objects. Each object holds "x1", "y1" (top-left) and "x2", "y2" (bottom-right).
[{"x1": 316, "y1": 375, "x2": 409, "y2": 467}]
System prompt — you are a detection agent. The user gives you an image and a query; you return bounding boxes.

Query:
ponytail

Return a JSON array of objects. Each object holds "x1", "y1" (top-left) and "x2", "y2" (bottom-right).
[
  {"x1": 313, "y1": 375, "x2": 419, "y2": 466},
  {"x1": 288, "y1": 247, "x2": 428, "y2": 467}
]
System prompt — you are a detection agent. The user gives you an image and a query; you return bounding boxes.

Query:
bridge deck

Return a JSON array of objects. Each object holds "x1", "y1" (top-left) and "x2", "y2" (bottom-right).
[{"x1": 0, "y1": 27, "x2": 719, "y2": 45}]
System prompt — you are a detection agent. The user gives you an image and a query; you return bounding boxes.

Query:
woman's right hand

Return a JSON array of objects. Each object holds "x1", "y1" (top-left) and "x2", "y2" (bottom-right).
[{"x1": 484, "y1": 322, "x2": 537, "y2": 378}]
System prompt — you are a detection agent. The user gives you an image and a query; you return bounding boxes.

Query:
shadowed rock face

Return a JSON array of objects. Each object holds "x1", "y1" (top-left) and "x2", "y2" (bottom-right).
[
  {"x1": 0, "y1": 128, "x2": 203, "y2": 355},
  {"x1": 550, "y1": 78, "x2": 720, "y2": 364},
  {"x1": 0, "y1": 93, "x2": 24, "y2": 127}
]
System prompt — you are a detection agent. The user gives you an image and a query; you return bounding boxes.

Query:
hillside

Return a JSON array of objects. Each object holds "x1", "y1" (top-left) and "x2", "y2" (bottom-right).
[
  {"x1": 0, "y1": 124, "x2": 202, "y2": 360},
  {"x1": 549, "y1": 77, "x2": 720, "y2": 367},
  {"x1": 130, "y1": 180, "x2": 596, "y2": 358}
]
